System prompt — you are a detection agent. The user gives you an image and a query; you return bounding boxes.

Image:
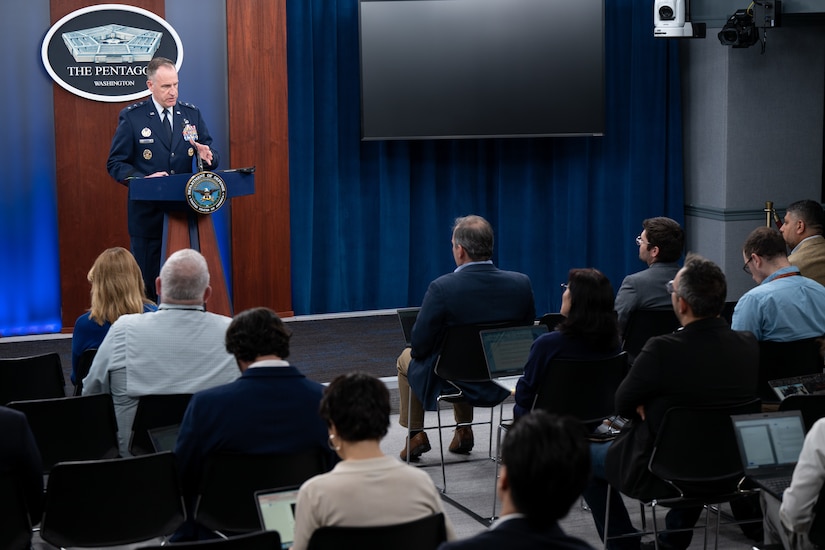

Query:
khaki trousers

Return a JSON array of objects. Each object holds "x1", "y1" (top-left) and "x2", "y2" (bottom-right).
[{"x1": 396, "y1": 347, "x2": 473, "y2": 430}]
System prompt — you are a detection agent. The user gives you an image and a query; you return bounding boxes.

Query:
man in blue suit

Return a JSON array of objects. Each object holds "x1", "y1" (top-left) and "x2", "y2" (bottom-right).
[
  {"x1": 107, "y1": 56, "x2": 219, "y2": 301},
  {"x1": 437, "y1": 411, "x2": 594, "y2": 550},
  {"x1": 173, "y1": 307, "x2": 335, "y2": 540},
  {"x1": 397, "y1": 215, "x2": 535, "y2": 461}
]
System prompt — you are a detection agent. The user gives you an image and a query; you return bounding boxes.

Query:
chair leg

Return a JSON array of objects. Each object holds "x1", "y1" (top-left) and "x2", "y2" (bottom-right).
[
  {"x1": 437, "y1": 403, "x2": 447, "y2": 492},
  {"x1": 492, "y1": 422, "x2": 507, "y2": 520},
  {"x1": 604, "y1": 484, "x2": 612, "y2": 550},
  {"x1": 487, "y1": 406, "x2": 494, "y2": 459},
  {"x1": 651, "y1": 501, "x2": 660, "y2": 550},
  {"x1": 406, "y1": 390, "x2": 413, "y2": 465}
]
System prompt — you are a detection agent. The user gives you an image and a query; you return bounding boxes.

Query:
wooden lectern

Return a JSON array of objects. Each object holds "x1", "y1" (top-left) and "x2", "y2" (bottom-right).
[{"x1": 128, "y1": 170, "x2": 255, "y2": 317}]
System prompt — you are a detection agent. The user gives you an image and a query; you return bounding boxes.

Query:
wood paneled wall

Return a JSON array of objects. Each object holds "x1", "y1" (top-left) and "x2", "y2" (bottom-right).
[{"x1": 52, "y1": 0, "x2": 292, "y2": 331}]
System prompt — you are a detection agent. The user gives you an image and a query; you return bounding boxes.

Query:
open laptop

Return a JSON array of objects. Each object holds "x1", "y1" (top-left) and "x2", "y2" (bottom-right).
[
  {"x1": 147, "y1": 424, "x2": 181, "y2": 453},
  {"x1": 397, "y1": 307, "x2": 420, "y2": 347},
  {"x1": 769, "y1": 372, "x2": 825, "y2": 401},
  {"x1": 479, "y1": 324, "x2": 549, "y2": 393},
  {"x1": 731, "y1": 410, "x2": 807, "y2": 499},
  {"x1": 255, "y1": 486, "x2": 301, "y2": 550}
]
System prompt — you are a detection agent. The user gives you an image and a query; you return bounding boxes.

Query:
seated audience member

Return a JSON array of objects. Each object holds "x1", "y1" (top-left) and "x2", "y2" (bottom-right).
[
  {"x1": 0, "y1": 406, "x2": 44, "y2": 527},
  {"x1": 437, "y1": 411, "x2": 594, "y2": 550},
  {"x1": 174, "y1": 307, "x2": 335, "y2": 541},
  {"x1": 583, "y1": 254, "x2": 758, "y2": 550},
  {"x1": 781, "y1": 199, "x2": 825, "y2": 286},
  {"x1": 615, "y1": 217, "x2": 684, "y2": 332},
  {"x1": 732, "y1": 226, "x2": 825, "y2": 342},
  {"x1": 514, "y1": 268, "x2": 621, "y2": 419},
  {"x1": 397, "y1": 214, "x2": 535, "y2": 461},
  {"x1": 762, "y1": 417, "x2": 825, "y2": 550},
  {"x1": 292, "y1": 372, "x2": 456, "y2": 550},
  {"x1": 71, "y1": 247, "x2": 156, "y2": 385},
  {"x1": 83, "y1": 248, "x2": 239, "y2": 456}
]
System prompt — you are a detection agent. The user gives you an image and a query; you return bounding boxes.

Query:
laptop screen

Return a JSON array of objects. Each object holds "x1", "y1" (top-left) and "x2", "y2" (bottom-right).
[
  {"x1": 731, "y1": 411, "x2": 806, "y2": 472},
  {"x1": 147, "y1": 424, "x2": 180, "y2": 453},
  {"x1": 479, "y1": 324, "x2": 548, "y2": 378},
  {"x1": 255, "y1": 486, "x2": 300, "y2": 549},
  {"x1": 397, "y1": 307, "x2": 420, "y2": 347}
]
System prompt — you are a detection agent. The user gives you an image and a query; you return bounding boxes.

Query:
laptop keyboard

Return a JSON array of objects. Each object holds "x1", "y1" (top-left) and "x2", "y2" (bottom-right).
[{"x1": 761, "y1": 477, "x2": 792, "y2": 495}]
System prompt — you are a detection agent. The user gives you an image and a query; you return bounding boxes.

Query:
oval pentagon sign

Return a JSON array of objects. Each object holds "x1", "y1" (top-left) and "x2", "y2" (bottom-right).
[{"x1": 41, "y1": 4, "x2": 183, "y2": 103}]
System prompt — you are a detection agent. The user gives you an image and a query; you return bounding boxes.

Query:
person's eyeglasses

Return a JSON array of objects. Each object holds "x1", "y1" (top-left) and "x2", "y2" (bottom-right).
[
  {"x1": 666, "y1": 280, "x2": 676, "y2": 294},
  {"x1": 560, "y1": 283, "x2": 569, "y2": 291},
  {"x1": 742, "y1": 255, "x2": 754, "y2": 275},
  {"x1": 635, "y1": 235, "x2": 653, "y2": 247}
]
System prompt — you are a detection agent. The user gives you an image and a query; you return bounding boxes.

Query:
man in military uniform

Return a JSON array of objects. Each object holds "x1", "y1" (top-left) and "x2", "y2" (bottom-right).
[{"x1": 107, "y1": 56, "x2": 219, "y2": 301}]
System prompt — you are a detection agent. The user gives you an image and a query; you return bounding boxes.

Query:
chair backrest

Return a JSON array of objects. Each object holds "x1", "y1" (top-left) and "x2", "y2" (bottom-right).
[
  {"x1": 0, "y1": 353, "x2": 65, "y2": 405},
  {"x1": 306, "y1": 512, "x2": 447, "y2": 550},
  {"x1": 648, "y1": 398, "x2": 762, "y2": 496},
  {"x1": 7, "y1": 393, "x2": 119, "y2": 472},
  {"x1": 434, "y1": 321, "x2": 531, "y2": 382},
  {"x1": 0, "y1": 474, "x2": 33, "y2": 550},
  {"x1": 721, "y1": 301, "x2": 737, "y2": 325},
  {"x1": 538, "y1": 312, "x2": 564, "y2": 330},
  {"x1": 129, "y1": 393, "x2": 194, "y2": 456},
  {"x1": 139, "y1": 530, "x2": 282, "y2": 549},
  {"x1": 778, "y1": 394, "x2": 825, "y2": 432},
  {"x1": 40, "y1": 451, "x2": 185, "y2": 547},
  {"x1": 532, "y1": 352, "x2": 628, "y2": 428},
  {"x1": 195, "y1": 449, "x2": 329, "y2": 535},
  {"x1": 758, "y1": 338, "x2": 824, "y2": 403},
  {"x1": 72, "y1": 348, "x2": 97, "y2": 396},
  {"x1": 621, "y1": 309, "x2": 681, "y2": 362}
]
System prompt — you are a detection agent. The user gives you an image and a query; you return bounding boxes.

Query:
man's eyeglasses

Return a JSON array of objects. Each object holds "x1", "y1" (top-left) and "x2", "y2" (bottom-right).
[
  {"x1": 635, "y1": 235, "x2": 653, "y2": 247},
  {"x1": 666, "y1": 280, "x2": 675, "y2": 294},
  {"x1": 560, "y1": 283, "x2": 569, "y2": 291},
  {"x1": 743, "y1": 255, "x2": 754, "y2": 275}
]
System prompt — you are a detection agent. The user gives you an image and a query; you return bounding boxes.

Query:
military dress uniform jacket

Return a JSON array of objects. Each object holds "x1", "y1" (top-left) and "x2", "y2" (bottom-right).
[{"x1": 106, "y1": 100, "x2": 220, "y2": 239}]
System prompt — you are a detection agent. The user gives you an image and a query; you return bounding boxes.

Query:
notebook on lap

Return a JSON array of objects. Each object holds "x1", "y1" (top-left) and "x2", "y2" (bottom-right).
[
  {"x1": 769, "y1": 373, "x2": 825, "y2": 401},
  {"x1": 731, "y1": 410, "x2": 806, "y2": 500},
  {"x1": 397, "y1": 307, "x2": 420, "y2": 347},
  {"x1": 255, "y1": 486, "x2": 300, "y2": 550},
  {"x1": 479, "y1": 324, "x2": 549, "y2": 393}
]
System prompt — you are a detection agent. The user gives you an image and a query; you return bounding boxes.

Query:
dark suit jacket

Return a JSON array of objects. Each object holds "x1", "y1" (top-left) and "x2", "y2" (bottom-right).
[
  {"x1": 175, "y1": 365, "x2": 333, "y2": 498},
  {"x1": 107, "y1": 99, "x2": 219, "y2": 238},
  {"x1": 0, "y1": 406, "x2": 44, "y2": 524},
  {"x1": 408, "y1": 263, "x2": 535, "y2": 410},
  {"x1": 605, "y1": 317, "x2": 758, "y2": 499},
  {"x1": 437, "y1": 516, "x2": 594, "y2": 550}
]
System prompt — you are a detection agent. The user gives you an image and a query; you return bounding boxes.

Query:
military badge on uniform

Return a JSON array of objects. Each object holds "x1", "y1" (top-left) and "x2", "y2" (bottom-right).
[
  {"x1": 188, "y1": 148, "x2": 194, "y2": 157},
  {"x1": 186, "y1": 171, "x2": 227, "y2": 214},
  {"x1": 141, "y1": 127, "x2": 151, "y2": 137},
  {"x1": 143, "y1": 149, "x2": 152, "y2": 160}
]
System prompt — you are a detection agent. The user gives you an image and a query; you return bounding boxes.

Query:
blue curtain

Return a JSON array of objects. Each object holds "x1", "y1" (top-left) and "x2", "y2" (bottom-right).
[{"x1": 293, "y1": 0, "x2": 685, "y2": 316}]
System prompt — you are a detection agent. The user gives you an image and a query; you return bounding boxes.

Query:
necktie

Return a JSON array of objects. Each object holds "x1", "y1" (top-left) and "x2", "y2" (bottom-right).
[{"x1": 162, "y1": 109, "x2": 172, "y2": 142}]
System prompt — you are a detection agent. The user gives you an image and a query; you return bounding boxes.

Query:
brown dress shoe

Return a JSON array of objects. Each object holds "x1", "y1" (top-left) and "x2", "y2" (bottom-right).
[
  {"x1": 400, "y1": 431, "x2": 431, "y2": 461},
  {"x1": 449, "y1": 426, "x2": 474, "y2": 454}
]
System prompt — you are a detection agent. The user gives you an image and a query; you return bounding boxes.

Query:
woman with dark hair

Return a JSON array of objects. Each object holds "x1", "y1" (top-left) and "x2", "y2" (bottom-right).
[
  {"x1": 291, "y1": 373, "x2": 455, "y2": 550},
  {"x1": 514, "y1": 268, "x2": 621, "y2": 418}
]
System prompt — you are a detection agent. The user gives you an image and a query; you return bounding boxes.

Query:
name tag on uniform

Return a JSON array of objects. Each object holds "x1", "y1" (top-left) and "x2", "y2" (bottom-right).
[{"x1": 139, "y1": 138, "x2": 154, "y2": 144}]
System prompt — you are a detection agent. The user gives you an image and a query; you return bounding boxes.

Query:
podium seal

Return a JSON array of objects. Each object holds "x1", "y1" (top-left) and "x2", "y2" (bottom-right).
[{"x1": 185, "y1": 171, "x2": 227, "y2": 214}]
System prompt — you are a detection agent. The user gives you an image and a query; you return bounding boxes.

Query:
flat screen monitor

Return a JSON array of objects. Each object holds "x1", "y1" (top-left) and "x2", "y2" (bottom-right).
[{"x1": 358, "y1": 0, "x2": 605, "y2": 140}]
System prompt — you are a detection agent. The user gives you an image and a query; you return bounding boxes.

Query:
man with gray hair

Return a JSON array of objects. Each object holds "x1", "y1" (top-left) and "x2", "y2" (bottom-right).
[{"x1": 83, "y1": 248, "x2": 238, "y2": 456}]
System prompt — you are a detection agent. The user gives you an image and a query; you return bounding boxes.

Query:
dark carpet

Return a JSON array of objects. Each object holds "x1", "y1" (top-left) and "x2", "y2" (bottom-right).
[{"x1": 0, "y1": 314, "x2": 405, "y2": 394}]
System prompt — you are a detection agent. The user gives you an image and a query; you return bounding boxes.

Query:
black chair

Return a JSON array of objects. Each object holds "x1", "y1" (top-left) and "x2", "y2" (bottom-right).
[
  {"x1": 129, "y1": 393, "x2": 194, "y2": 455},
  {"x1": 0, "y1": 474, "x2": 33, "y2": 550},
  {"x1": 603, "y1": 399, "x2": 762, "y2": 550},
  {"x1": 306, "y1": 512, "x2": 447, "y2": 550},
  {"x1": 779, "y1": 394, "x2": 825, "y2": 432},
  {"x1": 72, "y1": 348, "x2": 97, "y2": 396},
  {"x1": 194, "y1": 449, "x2": 329, "y2": 537},
  {"x1": 538, "y1": 312, "x2": 564, "y2": 330},
  {"x1": 7, "y1": 393, "x2": 119, "y2": 472},
  {"x1": 493, "y1": 352, "x2": 628, "y2": 518},
  {"x1": 621, "y1": 309, "x2": 681, "y2": 363},
  {"x1": 39, "y1": 451, "x2": 185, "y2": 548},
  {"x1": 140, "y1": 530, "x2": 282, "y2": 549},
  {"x1": 759, "y1": 338, "x2": 823, "y2": 404},
  {"x1": 721, "y1": 301, "x2": 737, "y2": 325},
  {"x1": 0, "y1": 353, "x2": 65, "y2": 405}
]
